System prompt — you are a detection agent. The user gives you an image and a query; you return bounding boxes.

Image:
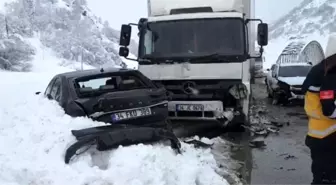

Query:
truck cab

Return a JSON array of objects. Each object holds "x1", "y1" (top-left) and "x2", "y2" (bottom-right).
[{"x1": 118, "y1": 0, "x2": 268, "y2": 128}]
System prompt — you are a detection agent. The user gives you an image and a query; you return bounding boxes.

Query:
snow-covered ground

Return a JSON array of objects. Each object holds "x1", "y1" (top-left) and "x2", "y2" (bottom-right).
[{"x1": 0, "y1": 35, "x2": 236, "y2": 185}]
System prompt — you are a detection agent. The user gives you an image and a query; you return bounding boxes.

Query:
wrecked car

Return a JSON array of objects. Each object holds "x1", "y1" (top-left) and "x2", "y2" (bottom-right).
[
  {"x1": 265, "y1": 63, "x2": 312, "y2": 104},
  {"x1": 37, "y1": 68, "x2": 181, "y2": 164}
]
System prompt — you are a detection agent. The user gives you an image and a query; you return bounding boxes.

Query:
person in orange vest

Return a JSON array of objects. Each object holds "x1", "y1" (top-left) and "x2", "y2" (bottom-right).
[{"x1": 302, "y1": 34, "x2": 336, "y2": 184}]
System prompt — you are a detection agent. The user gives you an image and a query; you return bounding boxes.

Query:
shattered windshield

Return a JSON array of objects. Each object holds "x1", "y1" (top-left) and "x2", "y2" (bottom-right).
[
  {"x1": 139, "y1": 18, "x2": 245, "y2": 60},
  {"x1": 75, "y1": 74, "x2": 148, "y2": 97},
  {"x1": 278, "y1": 65, "x2": 312, "y2": 77}
]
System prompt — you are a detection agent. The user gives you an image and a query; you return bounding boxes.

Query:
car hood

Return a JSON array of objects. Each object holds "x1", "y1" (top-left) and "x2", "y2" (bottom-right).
[{"x1": 278, "y1": 77, "x2": 306, "y2": 86}]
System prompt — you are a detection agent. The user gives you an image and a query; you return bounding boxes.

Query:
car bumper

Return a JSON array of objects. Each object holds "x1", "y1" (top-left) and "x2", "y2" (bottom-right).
[
  {"x1": 276, "y1": 89, "x2": 304, "y2": 101},
  {"x1": 289, "y1": 91, "x2": 304, "y2": 100},
  {"x1": 90, "y1": 101, "x2": 169, "y2": 127}
]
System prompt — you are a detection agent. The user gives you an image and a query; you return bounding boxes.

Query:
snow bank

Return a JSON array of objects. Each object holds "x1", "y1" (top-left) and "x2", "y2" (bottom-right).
[{"x1": 0, "y1": 71, "x2": 230, "y2": 185}]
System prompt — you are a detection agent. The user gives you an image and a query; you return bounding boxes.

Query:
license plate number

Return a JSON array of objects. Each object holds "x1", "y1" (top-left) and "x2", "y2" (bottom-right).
[
  {"x1": 111, "y1": 107, "x2": 152, "y2": 122},
  {"x1": 176, "y1": 104, "x2": 204, "y2": 111}
]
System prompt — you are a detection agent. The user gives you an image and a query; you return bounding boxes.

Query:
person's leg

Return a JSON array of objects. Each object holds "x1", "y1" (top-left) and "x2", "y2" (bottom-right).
[
  {"x1": 320, "y1": 148, "x2": 336, "y2": 184},
  {"x1": 310, "y1": 143, "x2": 336, "y2": 185},
  {"x1": 310, "y1": 147, "x2": 325, "y2": 184}
]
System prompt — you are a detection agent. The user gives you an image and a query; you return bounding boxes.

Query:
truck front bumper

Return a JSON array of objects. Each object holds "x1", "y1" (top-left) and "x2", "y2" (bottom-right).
[{"x1": 167, "y1": 101, "x2": 245, "y2": 126}]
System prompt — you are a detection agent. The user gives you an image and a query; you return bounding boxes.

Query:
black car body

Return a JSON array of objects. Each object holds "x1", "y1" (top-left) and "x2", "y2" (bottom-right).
[
  {"x1": 43, "y1": 68, "x2": 169, "y2": 126},
  {"x1": 40, "y1": 68, "x2": 181, "y2": 163}
]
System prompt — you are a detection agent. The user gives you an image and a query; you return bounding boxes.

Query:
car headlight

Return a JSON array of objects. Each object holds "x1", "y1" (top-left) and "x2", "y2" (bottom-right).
[{"x1": 229, "y1": 84, "x2": 248, "y2": 99}]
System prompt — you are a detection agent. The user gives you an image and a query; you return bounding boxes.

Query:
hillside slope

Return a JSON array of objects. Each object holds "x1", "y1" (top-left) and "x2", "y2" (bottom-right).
[
  {"x1": 0, "y1": 0, "x2": 137, "y2": 71},
  {"x1": 269, "y1": 0, "x2": 336, "y2": 40},
  {"x1": 263, "y1": 0, "x2": 335, "y2": 68}
]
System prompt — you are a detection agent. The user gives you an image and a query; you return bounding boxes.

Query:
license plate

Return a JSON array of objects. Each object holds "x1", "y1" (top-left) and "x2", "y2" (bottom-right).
[
  {"x1": 111, "y1": 107, "x2": 152, "y2": 122},
  {"x1": 176, "y1": 104, "x2": 204, "y2": 111}
]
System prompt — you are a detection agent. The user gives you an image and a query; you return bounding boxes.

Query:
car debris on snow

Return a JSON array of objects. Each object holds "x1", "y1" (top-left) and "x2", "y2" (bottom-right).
[
  {"x1": 279, "y1": 153, "x2": 298, "y2": 160},
  {"x1": 245, "y1": 103, "x2": 291, "y2": 138},
  {"x1": 38, "y1": 68, "x2": 185, "y2": 164},
  {"x1": 183, "y1": 139, "x2": 213, "y2": 148},
  {"x1": 249, "y1": 138, "x2": 266, "y2": 149}
]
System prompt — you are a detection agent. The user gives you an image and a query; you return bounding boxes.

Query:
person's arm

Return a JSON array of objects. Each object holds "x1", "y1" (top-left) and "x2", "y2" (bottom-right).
[{"x1": 302, "y1": 64, "x2": 322, "y2": 94}]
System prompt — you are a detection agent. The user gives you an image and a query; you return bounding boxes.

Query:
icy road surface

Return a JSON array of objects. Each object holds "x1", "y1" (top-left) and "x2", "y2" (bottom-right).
[{"x1": 0, "y1": 71, "x2": 234, "y2": 185}]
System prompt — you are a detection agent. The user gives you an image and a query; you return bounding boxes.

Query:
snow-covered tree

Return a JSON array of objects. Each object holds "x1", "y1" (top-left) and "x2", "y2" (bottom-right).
[{"x1": 0, "y1": 0, "x2": 136, "y2": 71}]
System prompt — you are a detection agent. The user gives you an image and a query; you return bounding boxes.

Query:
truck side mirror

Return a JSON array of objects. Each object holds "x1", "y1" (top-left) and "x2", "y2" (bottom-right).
[
  {"x1": 119, "y1": 24, "x2": 132, "y2": 46},
  {"x1": 119, "y1": 47, "x2": 129, "y2": 57},
  {"x1": 257, "y1": 23, "x2": 268, "y2": 46}
]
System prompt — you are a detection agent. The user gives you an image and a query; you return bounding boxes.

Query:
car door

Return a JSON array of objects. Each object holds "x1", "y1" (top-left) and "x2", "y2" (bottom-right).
[
  {"x1": 50, "y1": 77, "x2": 62, "y2": 104},
  {"x1": 44, "y1": 78, "x2": 56, "y2": 98}
]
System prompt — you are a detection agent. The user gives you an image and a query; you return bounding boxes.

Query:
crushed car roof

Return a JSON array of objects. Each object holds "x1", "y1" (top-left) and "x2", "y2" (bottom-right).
[{"x1": 57, "y1": 68, "x2": 134, "y2": 79}]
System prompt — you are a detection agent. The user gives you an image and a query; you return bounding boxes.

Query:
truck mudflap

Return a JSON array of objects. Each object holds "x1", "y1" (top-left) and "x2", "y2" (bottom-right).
[{"x1": 64, "y1": 126, "x2": 181, "y2": 164}]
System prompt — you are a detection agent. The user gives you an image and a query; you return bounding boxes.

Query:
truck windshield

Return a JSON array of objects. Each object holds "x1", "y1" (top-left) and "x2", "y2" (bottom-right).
[
  {"x1": 278, "y1": 65, "x2": 312, "y2": 77},
  {"x1": 139, "y1": 18, "x2": 245, "y2": 60}
]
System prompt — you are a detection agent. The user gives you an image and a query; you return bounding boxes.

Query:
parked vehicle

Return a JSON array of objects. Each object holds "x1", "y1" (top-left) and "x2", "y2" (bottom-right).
[
  {"x1": 254, "y1": 55, "x2": 265, "y2": 78},
  {"x1": 265, "y1": 63, "x2": 312, "y2": 104},
  {"x1": 36, "y1": 68, "x2": 181, "y2": 164}
]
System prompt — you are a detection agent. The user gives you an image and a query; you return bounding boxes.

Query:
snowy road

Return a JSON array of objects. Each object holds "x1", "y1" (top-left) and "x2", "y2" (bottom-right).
[
  {"x1": 0, "y1": 71, "x2": 242, "y2": 185},
  {"x1": 227, "y1": 79, "x2": 312, "y2": 184},
  {"x1": 249, "y1": 80, "x2": 311, "y2": 184}
]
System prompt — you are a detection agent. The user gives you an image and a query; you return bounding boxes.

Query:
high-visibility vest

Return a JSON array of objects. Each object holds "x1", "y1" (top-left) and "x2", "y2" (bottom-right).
[{"x1": 305, "y1": 90, "x2": 336, "y2": 139}]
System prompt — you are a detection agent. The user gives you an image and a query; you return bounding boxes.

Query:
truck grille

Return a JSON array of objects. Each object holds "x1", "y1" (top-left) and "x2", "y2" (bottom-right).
[{"x1": 153, "y1": 79, "x2": 241, "y2": 101}]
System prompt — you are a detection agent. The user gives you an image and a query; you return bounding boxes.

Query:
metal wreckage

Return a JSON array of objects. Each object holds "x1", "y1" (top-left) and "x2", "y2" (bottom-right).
[
  {"x1": 39, "y1": 68, "x2": 183, "y2": 164},
  {"x1": 40, "y1": 0, "x2": 267, "y2": 163},
  {"x1": 60, "y1": 71, "x2": 243, "y2": 164},
  {"x1": 41, "y1": 67, "x2": 243, "y2": 164}
]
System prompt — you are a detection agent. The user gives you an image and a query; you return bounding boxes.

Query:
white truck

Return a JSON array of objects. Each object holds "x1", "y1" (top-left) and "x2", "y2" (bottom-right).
[{"x1": 118, "y1": 0, "x2": 268, "y2": 129}]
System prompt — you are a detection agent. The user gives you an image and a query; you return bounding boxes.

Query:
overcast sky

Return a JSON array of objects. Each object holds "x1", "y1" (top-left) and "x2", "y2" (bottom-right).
[{"x1": 87, "y1": 0, "x2": 304, "y2": 29}]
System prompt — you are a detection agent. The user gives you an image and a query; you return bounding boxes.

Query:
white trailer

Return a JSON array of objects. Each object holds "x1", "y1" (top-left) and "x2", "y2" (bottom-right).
[{"x1": 118, "y1": 0, "x2": 268, "y2": 129}]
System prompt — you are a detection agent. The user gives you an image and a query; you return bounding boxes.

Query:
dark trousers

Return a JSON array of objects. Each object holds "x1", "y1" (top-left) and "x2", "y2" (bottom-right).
[{"x1": 306, "y1": 134, "x2": 336, "y2": 184}]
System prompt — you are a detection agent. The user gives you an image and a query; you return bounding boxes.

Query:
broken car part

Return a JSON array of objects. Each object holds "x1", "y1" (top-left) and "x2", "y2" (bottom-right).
[{"x1": 64, "y1": 125, "x2": 181, "y2": 164}]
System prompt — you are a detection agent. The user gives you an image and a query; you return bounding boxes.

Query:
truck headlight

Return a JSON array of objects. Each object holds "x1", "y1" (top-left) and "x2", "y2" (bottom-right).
[{"x1": 229, "y1": 84, "x2": 248, "y2": 99}]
